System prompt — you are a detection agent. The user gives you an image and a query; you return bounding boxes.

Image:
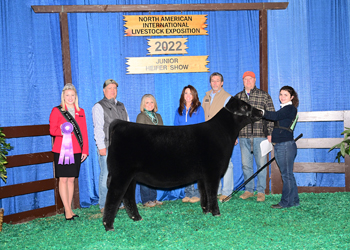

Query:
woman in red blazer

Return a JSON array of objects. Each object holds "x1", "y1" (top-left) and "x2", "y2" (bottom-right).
[{"x1": 49, "y1": 83, "x2": 89, "y2": 220}]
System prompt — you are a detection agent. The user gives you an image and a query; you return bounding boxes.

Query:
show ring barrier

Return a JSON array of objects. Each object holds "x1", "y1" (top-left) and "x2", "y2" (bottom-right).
[
  {"x1": 0, "y1": 125, "x2": 80, "y2": 224},
  {"x1": 271, "y1": 110, "x2": 350, "y2": 194}
]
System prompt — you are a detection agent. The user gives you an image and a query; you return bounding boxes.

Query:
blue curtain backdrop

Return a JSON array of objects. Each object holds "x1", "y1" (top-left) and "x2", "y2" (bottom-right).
[{"x1": 0, "y1": 0, "x2": 349, "y2": 215}]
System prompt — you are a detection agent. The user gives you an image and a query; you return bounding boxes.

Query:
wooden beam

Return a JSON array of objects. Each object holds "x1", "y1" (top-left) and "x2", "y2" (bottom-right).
[
  {"x1": 298, "y1": 111, "x2": 345, "y2": 122},
  {"x1": 0, "y1": 178, "x2": 56, "y2": 199},
  {"x1": 259, "y1": 9, "x2": 268, "y2": 92},
  {"x1": 6, "y1": 152, "x2": 53, "y2": 168},
  {"x1": 297, "y1": 186, "x2": 345, "y2": 193},
  {"x1": 59, "y1": 12, "x2": 72, "y2": 84},
  {"x1": 296, "y1": 138, "x2": 343, "y2": 149},
  {"x1": 3, "y1": 205, "x2": 58, "y2": 224},
  {"x1": 32, "y1": 3, "x2": 288, "y2": 13},
  {"x1": 2, "y1": 124, "x2": 50, "y2": 138},
  {"x1": 294, "y1": 162, "x2": 345, "y2": 173}
]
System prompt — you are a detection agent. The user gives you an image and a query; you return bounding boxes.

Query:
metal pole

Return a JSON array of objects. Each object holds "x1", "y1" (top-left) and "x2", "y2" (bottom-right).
[{"x1": 222, "y1": 133, "x2": 303, "y2": 203}]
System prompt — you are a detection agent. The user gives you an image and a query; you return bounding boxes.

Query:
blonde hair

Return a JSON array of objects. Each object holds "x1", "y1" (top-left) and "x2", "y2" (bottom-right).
[
  {"x1": 60, "y1": 83, "x2": 80, "y2": 111},
  {"x1": 140, "y1": 94, "x2": 158, "y2": 112}
]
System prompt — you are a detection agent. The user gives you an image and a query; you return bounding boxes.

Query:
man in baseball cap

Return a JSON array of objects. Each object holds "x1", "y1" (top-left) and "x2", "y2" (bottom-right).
[
  {"x1": 234, "y1": 71, "x2": 275, "y2": 202},
  {"x1": 92, "y1": 79, "x2": 128, "y2": 213}
]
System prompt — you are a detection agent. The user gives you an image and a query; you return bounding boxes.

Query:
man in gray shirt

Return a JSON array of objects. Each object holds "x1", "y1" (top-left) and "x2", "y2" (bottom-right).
[{"x1": 92, "y1": 79, "x2": 129, "y2": 213}]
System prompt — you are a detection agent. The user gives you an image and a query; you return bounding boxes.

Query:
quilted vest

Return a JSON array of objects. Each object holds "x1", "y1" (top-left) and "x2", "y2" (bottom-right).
[{"x1": 98, "y1": 97, "x2": 128, "y2": 146}]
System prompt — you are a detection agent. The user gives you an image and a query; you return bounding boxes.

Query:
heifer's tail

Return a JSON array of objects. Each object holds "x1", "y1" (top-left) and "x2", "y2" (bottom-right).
[{"x1": 222, "y1": 133, "x2": 303, "y2": 203}]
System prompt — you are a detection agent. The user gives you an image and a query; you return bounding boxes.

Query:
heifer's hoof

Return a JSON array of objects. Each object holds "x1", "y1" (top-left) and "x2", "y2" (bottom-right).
[
  {"x1": 103, "y1": 222, "x2": 115, "y2": 232},
  {"x1": 131, "y1": 215, "x2": 143, "y2": 221},
  {"x1": 211, "y1": 211, "x2": 221, "y2": 217},
  {"x1": 202, "y1": 206, "x2": 209, "y2": 214}
]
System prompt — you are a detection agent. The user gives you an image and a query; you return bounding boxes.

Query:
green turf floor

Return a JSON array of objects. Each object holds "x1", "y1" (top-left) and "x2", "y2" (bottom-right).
[{"x1": 1, "y1": 191, "x2": 349, "y2": 249}]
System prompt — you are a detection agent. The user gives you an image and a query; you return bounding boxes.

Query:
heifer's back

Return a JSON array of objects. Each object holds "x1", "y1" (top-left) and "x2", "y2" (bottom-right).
[
  {"x1": 103, "y1": 97, "x2": 262, "y2": 231},
  {"x1": 108, "y1": 118, "x2": 232, "y2": 189}
]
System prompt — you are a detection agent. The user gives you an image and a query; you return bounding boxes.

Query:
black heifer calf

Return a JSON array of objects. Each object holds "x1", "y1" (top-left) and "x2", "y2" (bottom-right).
[{"x1": 103, "y1": 97, "x2": 262, "y2": 231}]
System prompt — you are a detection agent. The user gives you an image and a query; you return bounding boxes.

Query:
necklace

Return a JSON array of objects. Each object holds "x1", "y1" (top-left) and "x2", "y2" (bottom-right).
[{"x1": 144, "y1": 109, "x2": 158, "y2": 125}]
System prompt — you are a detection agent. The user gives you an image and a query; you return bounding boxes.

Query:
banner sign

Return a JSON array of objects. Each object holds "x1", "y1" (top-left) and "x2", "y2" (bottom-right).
[
  {"x1": 124, "y1": 15, "x2": 208, "y2": 36},
  {"x1": 126, "y1": 56, "x2": 209, "y2": 74},
  {"x1": 147, "y1": 38, "x2": 188, "y2": 55}
]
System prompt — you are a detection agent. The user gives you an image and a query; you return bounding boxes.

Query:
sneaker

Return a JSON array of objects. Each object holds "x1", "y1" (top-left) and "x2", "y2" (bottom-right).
[
  {"x1": 143, "y1": 201, "x2": 156, "y2": 208},
  {"x1": 239, "y1": 191, "x2": 254, "y2": 200},
  {"x1": 154, "y1": 200, "x2": 163, "y2": 205},
  {"x1": 182, "y1": 197, "x2": 191, "y2": 203},
  {"x1": 189, "y1": 197, "x2": 200, "y2": 203},
  {"x1": 257, "y1": 193, "x2": 265, "y2": 202},
  {"x1": 219, "y1": 195, "x2": 230, "y2": 202}
]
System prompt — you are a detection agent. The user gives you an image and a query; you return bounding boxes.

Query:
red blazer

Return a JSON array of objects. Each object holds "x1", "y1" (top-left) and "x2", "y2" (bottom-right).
[{"x1": 49, "y1": 106, "x2": 89, "y2": 155}]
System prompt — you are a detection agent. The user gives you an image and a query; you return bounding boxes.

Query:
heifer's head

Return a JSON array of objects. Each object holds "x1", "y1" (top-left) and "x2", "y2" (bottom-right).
[{"x1": 225, "y1": 97, "x2": 263, "y2": 122}]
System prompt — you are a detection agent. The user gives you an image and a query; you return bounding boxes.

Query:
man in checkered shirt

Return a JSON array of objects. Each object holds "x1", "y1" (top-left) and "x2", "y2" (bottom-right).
[{"x1": 234, "y1": 71, "x2": 275, "y2": 202}]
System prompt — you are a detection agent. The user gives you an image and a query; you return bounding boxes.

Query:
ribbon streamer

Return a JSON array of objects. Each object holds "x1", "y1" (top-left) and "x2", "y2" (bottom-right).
[{"x1": 58, "y1": 122, "x2": 75, "y2": 165}]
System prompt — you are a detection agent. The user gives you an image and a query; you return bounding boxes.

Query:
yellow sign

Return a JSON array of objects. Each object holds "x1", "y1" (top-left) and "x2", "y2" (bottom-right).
[
  {"x1": 126, "y1": 56, "x2": 209, "y2": 74},
  {"x1": 147, "y1": 38, "x2": 188, "y2": 55},
  {"x1": 124, "y1": 15, "x2": 207, "y2": 37}
]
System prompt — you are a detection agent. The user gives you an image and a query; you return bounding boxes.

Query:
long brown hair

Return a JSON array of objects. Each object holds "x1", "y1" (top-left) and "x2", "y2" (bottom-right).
[
  {"x1": 178, "y1": 85, "x2": 201, "y2": 117},
  {"x1": 280, "y1": 86, "x2": 299, "y2": 108}
]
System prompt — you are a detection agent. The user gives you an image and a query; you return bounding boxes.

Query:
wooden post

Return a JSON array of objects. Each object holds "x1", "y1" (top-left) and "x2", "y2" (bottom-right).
[
  {"x1": 259, "y1": 8, "x2": 268, "y2": 92},
  {"x1": 344, "y1": 111, "x2": 350, "y2": 192},
  {"x1": 59, "y1": 12, "x2": 72, "y2": 85}
]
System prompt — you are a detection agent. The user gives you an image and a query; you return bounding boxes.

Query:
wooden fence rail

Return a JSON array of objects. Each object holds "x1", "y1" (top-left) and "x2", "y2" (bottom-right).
[
  {"x1": 271, "y1": 110, "x2": 350, "y2": 194},
  {"x1": 0, "y1": 125, "x2": 79, "y2": 224}
]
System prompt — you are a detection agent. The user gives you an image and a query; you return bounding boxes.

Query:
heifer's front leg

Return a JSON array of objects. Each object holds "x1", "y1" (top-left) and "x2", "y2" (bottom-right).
[
  {"x1": 204, "y1": 178, "x2": 221, "y2": 217},
  {"x1": 197, "y1": 179, "x2": 209, "y2": 214},
  {"x1": 103, "y1": 175, "x2": 129, "y2": 231},
  {"x1": 124, "y1": 179, "x2": 142, "y2": 221}
]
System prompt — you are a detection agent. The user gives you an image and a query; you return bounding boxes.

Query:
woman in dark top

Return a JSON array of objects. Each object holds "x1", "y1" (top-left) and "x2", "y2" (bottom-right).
[
  {"x1": 263, "y1": 86, "x2": 299, "y2": 209},
  {"x1": 136, "y1": 94, "x2": 164, "y2": 208}
]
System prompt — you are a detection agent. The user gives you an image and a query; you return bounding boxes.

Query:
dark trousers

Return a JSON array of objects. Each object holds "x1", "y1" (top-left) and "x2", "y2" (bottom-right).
[
  {"x1": 274, "y1": 140, "x2": 300, "y2": 207},
  {"x1": 140, "y1": 184, "x2": 157, "y2": 204}
]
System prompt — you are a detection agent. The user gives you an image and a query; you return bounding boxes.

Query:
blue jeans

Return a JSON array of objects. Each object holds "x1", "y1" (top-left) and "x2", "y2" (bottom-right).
[
  {"x1": 218, "y1": 159, "x2": 234, "y2": 196},
  {"x1": 98, "y1": 151, "x2": 123, "y2": 209},
  {"x1": 140, "y1": 185, "x2": 157, "y2": 204},
  {"x1": 98, "y1": 152, "x2": 108, "y2": 209},
  {"x1": 239, "y1": 138, "x2": 267, "y2": 193},
  {"x1": 274, "y1": 141, "x2": 299, "y2": 207},
  {"x1": 185, "y1": 184, "x2": 200, "y2": 198}
]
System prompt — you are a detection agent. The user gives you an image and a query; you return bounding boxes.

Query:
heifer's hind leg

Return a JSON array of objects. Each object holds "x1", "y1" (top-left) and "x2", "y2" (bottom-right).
[
  {"x1": 124, "y1": 179, "x2": 142, "y2": 221},
  {"x1": 197, "y1": 179, "x2": 209, "y2": 214}
]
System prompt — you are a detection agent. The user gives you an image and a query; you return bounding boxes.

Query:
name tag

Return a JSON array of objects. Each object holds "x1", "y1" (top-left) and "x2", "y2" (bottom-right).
[{"x1": 204, "y1": 99, "x2": 210, "y2": 103}]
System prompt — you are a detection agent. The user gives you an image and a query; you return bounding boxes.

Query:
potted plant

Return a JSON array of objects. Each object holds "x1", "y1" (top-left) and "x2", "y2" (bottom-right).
[
  {"x1": 329, "y1": 127, "x2": 350, "y2": 162},
  {"x1": 0, "y1": 126, "x2": 12, "y2": 232},
  {"x1": 0, "y1": 127, "x2": 12, "y2": 183}
]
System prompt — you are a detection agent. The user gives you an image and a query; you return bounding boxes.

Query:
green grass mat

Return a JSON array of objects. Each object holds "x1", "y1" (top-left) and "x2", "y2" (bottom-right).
[{"x1": 1, "y1": 192, "x2": 349, "y2": 249}]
